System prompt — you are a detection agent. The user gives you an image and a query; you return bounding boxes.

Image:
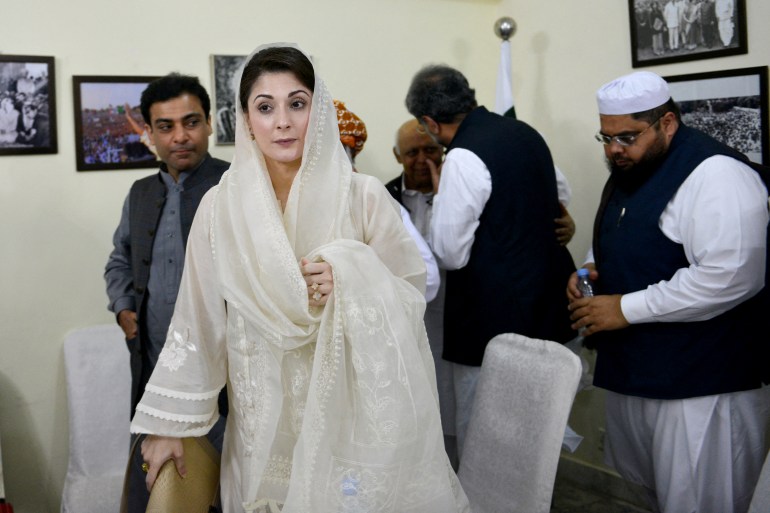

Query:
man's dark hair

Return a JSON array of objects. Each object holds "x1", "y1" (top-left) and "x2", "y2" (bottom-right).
[
  {"x1": 239, "y1": 47, "x2": 315, "y2": 112},
  {"x1": 631, "y1": 97, "x2": 681, "y2": 124},
  {"x1": 140, "y1": 73, "x2": 211, "y2": 125},
  {"x1": 405, "y1": 65, "x2": 477, "y2": 124}
]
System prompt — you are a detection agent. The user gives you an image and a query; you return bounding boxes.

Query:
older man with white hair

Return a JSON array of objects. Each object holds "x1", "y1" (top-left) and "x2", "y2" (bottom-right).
[{"x1": 568, "y1": 71, "x2": 770, "y2": 513}]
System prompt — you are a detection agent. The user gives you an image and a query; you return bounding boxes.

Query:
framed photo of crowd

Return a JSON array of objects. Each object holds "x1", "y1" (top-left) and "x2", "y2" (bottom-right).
[
  {"x1": 72, "y1": 75, "x2": 161, "y2": 171},
  {"x1": 0, "y1": 54, "x2": 57, "y2": 156},
  {"x1": 664, "y1": 66, "x2": 768, "y2": 165},
  {"x1": 628, "y1": 0, "x2": 748, "y2": 68},
  {"x1": 211, "y1": 54, "x2": 246, "y2": 145}
]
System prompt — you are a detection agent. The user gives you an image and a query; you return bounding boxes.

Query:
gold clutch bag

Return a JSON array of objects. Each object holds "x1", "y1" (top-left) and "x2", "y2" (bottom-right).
[{"x1": 146, "y1": 437, "x2": 220, "y2": 513}]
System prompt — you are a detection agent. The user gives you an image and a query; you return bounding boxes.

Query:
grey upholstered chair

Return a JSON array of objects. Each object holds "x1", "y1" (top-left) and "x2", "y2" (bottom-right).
[
  {"x1": 61, "y1": 324, "x2": 131, "y2": 513},
  {"x1": 457, "y1": 333, "x2": 582, "y2": 513}
]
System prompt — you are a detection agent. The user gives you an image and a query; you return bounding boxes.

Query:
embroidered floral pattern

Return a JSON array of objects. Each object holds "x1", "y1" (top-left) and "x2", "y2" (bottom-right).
[
  {"x1": 280, "y1": 345, "x2": 314, "y2": 436},
  {"x1": 230, "y1": 313, "x2": 271, "y2": 457},
  {"x1": 158, "y1": 325, "x2": 196, "y2": 372},
  {"x1": 343, "y1": 296, "x2": 417, "y2": 447},
  {"x1": 329, "y1": 459, "x2": 398, "y2": 513},
  {"x1": 263, "y1": 454, "x2": 292, "y2": 485}
]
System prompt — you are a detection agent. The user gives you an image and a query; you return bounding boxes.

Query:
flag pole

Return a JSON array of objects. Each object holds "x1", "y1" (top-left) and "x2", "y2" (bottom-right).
[{"x1": 493, "y1": 16, "x2": 517, "y2": 115}]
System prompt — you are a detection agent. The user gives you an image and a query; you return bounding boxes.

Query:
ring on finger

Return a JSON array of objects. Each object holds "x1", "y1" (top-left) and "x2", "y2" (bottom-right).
[
  {"x1": 312, "y1": 291, "x2": 322, "y2": 301},
  {"x1": 311, "y1": 282, "x2": 319, "y2": 291}
]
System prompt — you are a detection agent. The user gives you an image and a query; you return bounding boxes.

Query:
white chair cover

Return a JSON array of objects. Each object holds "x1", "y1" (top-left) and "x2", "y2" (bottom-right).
[
  {"x1": 457, "y1": 333, "x2": 582, "y2": 513},
  {"x1": 749, "y1": 449, "x2": 770, "y2": 513},
  {"x1": 61, "y1": 324, "x2": 131, "y2": 513}
]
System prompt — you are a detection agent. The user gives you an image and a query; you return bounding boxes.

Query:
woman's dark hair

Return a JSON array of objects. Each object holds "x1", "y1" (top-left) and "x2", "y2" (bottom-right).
[
  {"x1": 239, "y1": 47, "x2": 315, "y2": 111},
  {"x1": 140, "y1": 73, "x2": 210, "y2": 124}
]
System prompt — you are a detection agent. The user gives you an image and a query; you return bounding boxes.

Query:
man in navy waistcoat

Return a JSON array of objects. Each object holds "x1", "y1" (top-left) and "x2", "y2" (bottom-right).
[
  {"x1": 568, "y1": 70, "x2": 770, "y2": 513},
  {"x1": 405, "y1": 65, "x2": 577, "y2": 459}
]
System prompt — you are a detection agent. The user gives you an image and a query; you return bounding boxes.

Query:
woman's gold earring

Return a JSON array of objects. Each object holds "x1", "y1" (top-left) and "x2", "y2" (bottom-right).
[{"x1": 249, "y1": 132, "x2": 255, "y2": 141}]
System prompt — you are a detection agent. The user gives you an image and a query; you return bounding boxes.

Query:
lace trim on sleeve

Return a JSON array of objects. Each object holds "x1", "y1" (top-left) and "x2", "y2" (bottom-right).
[
  {"x1": 135, "y1": 403, "x2": 217, "y2": 423},
  {"x1": 145, "y1": 383, "x2": 222, "y2": 401},
  {"x1": 130, "y1": 417, "x2": 215, "y2": 438}
]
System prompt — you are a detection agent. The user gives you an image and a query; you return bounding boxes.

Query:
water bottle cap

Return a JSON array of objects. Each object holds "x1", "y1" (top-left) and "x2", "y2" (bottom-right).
[{"x1": 577, "y1": 268, "x2": 590, "y2": 278}]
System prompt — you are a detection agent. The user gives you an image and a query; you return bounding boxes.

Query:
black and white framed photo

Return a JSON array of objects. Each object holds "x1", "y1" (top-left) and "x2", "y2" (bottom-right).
[
  {"x1": 72, "y1": 75, "x2": 161, "y2": 171},
  {"x1": 0, "y1": 55, "x2": 57, "y2": 156},
  {"x1": 629, "y1": 0, "x2": 747, "y2": 68},
  {"x1": 211, "y1": 54, "x2": 246, "y2": 145},
  {"x1": 665, "y1": 66, "x2": 768, "y2": 165}
]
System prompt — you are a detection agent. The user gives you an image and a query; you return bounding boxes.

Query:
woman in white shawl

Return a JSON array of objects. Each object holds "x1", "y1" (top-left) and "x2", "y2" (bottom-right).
[{"x1": 131, "y1": 43, "x2": 469, "y2": 513}]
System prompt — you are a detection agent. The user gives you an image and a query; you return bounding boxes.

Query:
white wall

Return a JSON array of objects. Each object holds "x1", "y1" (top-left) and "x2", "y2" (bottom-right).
[
  {"x1": 1, "y1": 0, "x2": 768, "y2": 510},
  {"x1": 0, "y1": 1, "x2": 501, "y2": 511}
]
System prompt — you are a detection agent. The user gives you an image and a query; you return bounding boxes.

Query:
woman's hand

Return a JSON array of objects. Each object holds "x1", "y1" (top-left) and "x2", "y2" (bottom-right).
[
  {"x1": 140, "y1": 435, "x2": 185, "y2": 491},
  {"x1": 301, "y1": 258, "x2": 334, "y2": 306}
]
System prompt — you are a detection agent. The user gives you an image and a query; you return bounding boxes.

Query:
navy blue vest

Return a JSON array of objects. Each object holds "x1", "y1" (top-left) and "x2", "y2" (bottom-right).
[
  {"x1": 592, "y1": 125, "x2": 768, "y2": 399},
  {"x1": 443, "y1": 107, "x2": 576, "y2": 366}
]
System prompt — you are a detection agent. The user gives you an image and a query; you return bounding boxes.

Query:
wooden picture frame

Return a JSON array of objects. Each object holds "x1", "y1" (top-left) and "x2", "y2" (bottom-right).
[
  {"x1": 0, "y1": 55, "x2": 57, "y2": 156},
  {"x1": 72, "y1": 75, "x2": 160, "y2": 171}
]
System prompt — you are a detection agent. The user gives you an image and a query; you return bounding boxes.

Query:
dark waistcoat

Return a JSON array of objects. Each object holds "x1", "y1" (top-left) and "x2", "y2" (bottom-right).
[
  {"x1": 592, "y1": 125, "x2": 768, "y2": 399},
  {"x1": 385, "y1": 175, "x2": 403, "y2": 206},
  {"x1": 443, "y1": 107, "x2": 576, "y2": 366},
  {"x1": 127, "y1": 154, "x2": 229, "y2": 414}
]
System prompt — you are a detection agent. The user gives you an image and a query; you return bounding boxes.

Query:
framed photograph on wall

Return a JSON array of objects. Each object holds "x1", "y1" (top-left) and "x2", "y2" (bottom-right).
[
  {"x1": 629, "y1": 0, "x2": 747, "y2": 68},
  {"x1": 211, "y1": 54, "x2": 246, "y2": 145},
  {"x1": 73, "y1": 75, "x2": 161, "y2": 171},
  {"x1": 664, "y1": 66, "x2": 768, "y2": 165},
  {"x1": 0, "y1": 55, "x2": 57, "y2": 156}
]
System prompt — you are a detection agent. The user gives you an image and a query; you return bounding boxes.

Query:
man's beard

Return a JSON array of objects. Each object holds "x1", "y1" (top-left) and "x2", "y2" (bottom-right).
[{"x1": 606, "y1": 132, "x2": 669, "y2": 192}]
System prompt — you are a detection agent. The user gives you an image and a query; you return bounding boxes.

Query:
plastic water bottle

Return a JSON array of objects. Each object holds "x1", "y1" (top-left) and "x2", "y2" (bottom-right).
[
  {"x1": 576, "y1": 268, "x2": 594, "y2": 298},
  {"x1": 575, "y1": 268, "x2": 594, "y2": 337}
]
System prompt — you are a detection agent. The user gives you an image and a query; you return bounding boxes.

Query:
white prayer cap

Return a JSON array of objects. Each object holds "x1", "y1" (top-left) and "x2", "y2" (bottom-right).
[{"x1": 596, "y1": 71, "x2": 671, "y2": 115}]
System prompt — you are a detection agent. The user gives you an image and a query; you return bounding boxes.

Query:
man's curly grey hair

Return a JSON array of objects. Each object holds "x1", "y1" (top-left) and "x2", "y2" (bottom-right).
[{"x1": 405, "y1": 64, "x2": 477, "y2": 124}]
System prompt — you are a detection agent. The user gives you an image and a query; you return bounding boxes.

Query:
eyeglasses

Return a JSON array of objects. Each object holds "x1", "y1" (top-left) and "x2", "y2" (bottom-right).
[{"x1": 594, "y1": 114, "x2": 664, "y2": 147}]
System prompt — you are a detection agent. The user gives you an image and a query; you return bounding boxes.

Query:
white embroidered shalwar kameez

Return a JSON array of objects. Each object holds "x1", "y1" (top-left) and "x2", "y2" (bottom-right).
[{"x1": 130, "y1": 43, "x2": 469, "y2": 513}]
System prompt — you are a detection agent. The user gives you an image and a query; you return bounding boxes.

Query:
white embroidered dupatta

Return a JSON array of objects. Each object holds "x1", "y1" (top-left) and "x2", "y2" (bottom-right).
[{"x1": 131, "y1": 43, "x2": 469, "y2": 513}]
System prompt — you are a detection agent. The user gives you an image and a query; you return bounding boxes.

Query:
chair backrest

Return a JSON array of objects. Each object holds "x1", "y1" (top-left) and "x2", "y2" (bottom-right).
[
  {"x1": 457, "y1": 333, "x2": 582, "y2": 513},
  {"x1": 749, "y1": 449, "x2": 770, "y2": 513},
  {"x1": 61, "y1": 324, "x2": 131, "y2": 513}
]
